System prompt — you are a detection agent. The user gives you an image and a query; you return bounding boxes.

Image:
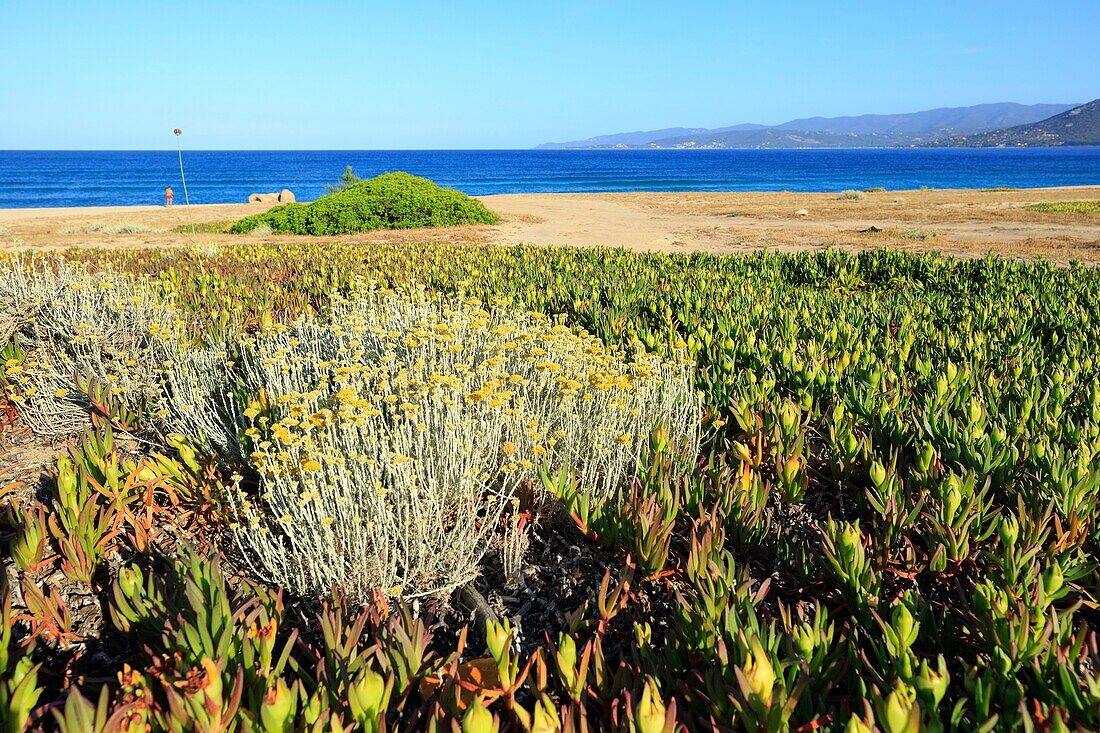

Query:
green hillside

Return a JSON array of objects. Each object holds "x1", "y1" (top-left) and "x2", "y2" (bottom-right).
[{"x1": 928, "y1": 99, "x2": 1100, "y2": 147}]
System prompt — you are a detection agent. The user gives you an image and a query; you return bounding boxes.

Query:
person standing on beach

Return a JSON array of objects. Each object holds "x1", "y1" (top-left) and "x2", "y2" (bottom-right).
[{"x1": 165, "y1": 186, "x2": 174, "y2": 206}]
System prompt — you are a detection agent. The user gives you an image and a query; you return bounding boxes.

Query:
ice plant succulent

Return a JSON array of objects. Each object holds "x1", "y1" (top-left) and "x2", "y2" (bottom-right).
[{"x1": 3, "y1": 243, "x2": 1100, "y2": 729}]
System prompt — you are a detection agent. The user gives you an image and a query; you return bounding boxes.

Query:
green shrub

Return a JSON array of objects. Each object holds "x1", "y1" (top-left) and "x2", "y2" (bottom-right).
[
  {"x1": 836, "y1": 190, "x2": 865, "y2": 200},
  {"x1": 1026, "y1": 200, "x2": 1100, "y2": 214},
  {"x1": 862, "y1": 186, "x2": 886, "y2": 193},
  {"x1": 230, "y1": 172, "x2": 500, "y2": 235}
]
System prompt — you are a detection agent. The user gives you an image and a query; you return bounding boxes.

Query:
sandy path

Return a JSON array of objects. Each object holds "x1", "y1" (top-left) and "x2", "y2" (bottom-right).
[
  {"x1": 2, "y1": 187, "x2": 1099, "y2": 263},
  {"x1": 483, "y1": 192, "x2": 1100, "y2": 254},
  {"x1": 484, "y1": 195, "x2": 735, "y2": 251}
]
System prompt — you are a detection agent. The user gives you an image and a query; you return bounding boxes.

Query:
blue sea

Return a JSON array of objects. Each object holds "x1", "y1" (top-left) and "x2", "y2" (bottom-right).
[{"x1": 1, "y1": 148, "x2": 1099, "y2": 208}]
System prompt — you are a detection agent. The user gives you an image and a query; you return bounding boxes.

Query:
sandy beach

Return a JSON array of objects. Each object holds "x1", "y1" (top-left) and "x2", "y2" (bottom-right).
[{"x1": 2, "y1": 185, "x2": 1099, "y2": 263}]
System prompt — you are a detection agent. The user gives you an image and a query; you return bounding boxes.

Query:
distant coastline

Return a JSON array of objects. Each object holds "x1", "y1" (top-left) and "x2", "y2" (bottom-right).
[{"x1": 538, "y1": 100, "x2": 1098, "y2": 150}]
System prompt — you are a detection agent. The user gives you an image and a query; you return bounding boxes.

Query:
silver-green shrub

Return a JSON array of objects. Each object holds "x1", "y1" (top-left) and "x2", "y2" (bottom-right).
[
  {"x1": 164, "y1": 292, "x2": 700, "y2": 601},
  {"x1": 0, "y1": 258, "x2": 177, "y2": 435}
]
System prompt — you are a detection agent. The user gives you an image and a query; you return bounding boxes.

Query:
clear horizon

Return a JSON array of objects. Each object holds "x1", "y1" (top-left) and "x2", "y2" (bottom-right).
[{"x1": 3, "y1": 1, "x2": 1098, "y2": 150}]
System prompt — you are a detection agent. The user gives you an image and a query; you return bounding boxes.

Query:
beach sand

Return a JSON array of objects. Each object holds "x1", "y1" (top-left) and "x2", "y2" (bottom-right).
[{"x1": 2, "y1": 186, "x2": 1099, "y2": 263}]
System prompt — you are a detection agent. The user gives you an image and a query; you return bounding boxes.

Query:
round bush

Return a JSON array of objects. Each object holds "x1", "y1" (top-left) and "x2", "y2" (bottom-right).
[{"x1": 231, "y1": 172, "x2": 499, "y2": 235}]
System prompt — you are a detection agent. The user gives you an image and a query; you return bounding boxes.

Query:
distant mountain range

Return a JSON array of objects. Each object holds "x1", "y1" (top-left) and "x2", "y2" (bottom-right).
[
  {"x1": 927, "y1": 100, "x2": 1100, "y2": 147},
  {"x1": 536, "y1": 102, "x2": 1092, "y2": 149}
]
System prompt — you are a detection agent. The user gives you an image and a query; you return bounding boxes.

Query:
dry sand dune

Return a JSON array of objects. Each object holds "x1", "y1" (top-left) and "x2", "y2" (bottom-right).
[{"x1": 2, "y1": 186, "x2": 1099, "y2": 263}]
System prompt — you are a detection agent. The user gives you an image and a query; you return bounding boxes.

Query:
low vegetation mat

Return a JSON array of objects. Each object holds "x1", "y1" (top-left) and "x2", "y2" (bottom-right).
[
  {"x1": 230, "y1": 172, "x2": 500, "y2": 235},
  {"x1": 3, "y1": 243, "x2": 1100, "y2": 731},
  {"x1": 57, "y1": 222, "x2": 168, "y2": 235},
  {"x1": 1026, "y1": 200, "x2": 1100, "y2": 214}
]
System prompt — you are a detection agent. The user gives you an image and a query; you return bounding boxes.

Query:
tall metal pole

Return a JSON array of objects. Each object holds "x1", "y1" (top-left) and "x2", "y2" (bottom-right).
[{"x1": 174, "y1": 128, "x2": 195, "y2": 236}]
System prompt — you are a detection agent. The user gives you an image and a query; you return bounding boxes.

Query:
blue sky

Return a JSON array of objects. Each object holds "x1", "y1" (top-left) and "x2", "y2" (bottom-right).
[{"x1": 2, "y1": 1, "x2": 1097, "y2": 149}]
